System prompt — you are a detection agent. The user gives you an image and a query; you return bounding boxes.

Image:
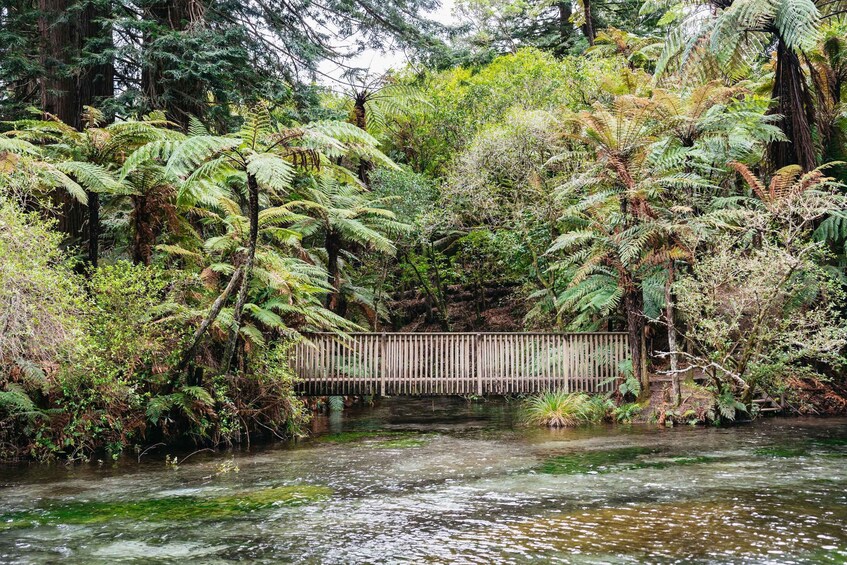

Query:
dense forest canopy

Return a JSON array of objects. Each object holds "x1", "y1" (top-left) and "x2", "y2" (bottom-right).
[{"x1": 1, "y1": 0, "x2": 847, "y2": 459}]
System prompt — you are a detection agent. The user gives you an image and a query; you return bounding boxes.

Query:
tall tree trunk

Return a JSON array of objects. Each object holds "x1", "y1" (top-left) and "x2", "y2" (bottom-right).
[
  {"x1": 580, "y1": 0, "x2": 596, "y2": 46},
  {"x1": 768, "y1": 38, "x2": 817, "y2": 171},
  {"x1": 78, "y1": 0, "x2": 114, "y2": 268},
  {"x1": 623, "y1": 283, "x2": 647, "y2": 394},
  {"x1": 141, "y1": 0, "x2": 203, "y2": 129},
  {"x1": 39, "y1": 0, "x2": 86, "y2": 252},
  {"x1": 77, "y1": 0, "x2": 114, "y2": 109},
  {"x1": 555, "y1": 2, "x2": 573, "y2": 56},
  {"x1": 39, "y1": 0, "x2": 115, "y2": 266},
  {"x1": 665, "y1": 263, "x2": 680, "y2": 405},
  {"x1": 39, "y1": 0, "x2": 78, "y2": 125},
  {"x1": 222, "y1": 173, "x2": 259, "y2": 374}
]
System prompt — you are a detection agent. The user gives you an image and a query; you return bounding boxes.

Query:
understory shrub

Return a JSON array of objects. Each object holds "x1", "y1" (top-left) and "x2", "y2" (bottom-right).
[
  {"x1": 0, "y1": 205, "x2": 306, "y2": 460},
  {"x1": 0, "y1": 199, "x2": 86, "y2": 458}
]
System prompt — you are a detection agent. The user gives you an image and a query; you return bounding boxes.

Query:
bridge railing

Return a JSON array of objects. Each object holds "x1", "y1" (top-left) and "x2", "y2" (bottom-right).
[{"x1": 292, "y1": 332, "x2": 630, "y2": 396}]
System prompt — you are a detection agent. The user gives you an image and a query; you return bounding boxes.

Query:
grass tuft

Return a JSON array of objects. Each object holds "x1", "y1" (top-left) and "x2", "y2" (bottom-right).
[{"x1": 523, "y1": 391, "x2": 608, "y2": 428}]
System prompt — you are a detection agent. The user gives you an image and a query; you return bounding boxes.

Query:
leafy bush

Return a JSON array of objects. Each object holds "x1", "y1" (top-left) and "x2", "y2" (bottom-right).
[
  {"x1": 613, "y1": 402, "x2": 644, "y2": 424},
  {"x1": 0, "y1": 200, "x2": 87, "y2": 458},
  {"x1": 0, "y1": 199, "x2": 86, "y2": 377}
]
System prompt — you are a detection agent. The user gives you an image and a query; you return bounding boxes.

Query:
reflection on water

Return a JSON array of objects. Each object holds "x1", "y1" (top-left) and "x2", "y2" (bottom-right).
[{"x1": 1, "y1": 397, "x2": 847, "y2": 564}]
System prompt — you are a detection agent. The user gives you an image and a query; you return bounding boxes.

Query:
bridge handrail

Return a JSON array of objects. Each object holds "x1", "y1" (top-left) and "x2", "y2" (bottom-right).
[
  {"x1": 299, "y1": 331, "x2": 629, "y2": 336},
  {"x1": 292, "y1": 331, "x2": 631, "y2": 396}
]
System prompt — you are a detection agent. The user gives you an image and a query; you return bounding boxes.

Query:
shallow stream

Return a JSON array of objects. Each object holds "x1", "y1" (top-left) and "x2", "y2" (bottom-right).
[{"x1": 2, "y1": 397, "x2": 847, "y2": 563}]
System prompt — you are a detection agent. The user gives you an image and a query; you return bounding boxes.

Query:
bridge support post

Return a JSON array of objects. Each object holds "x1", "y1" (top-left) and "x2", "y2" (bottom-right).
[
  {"x1": 379, "y1": 332, "x2": 386, "y2": 397},
  {"x1": 475, "y1": 333, "x2": 482, "y2": 396}
]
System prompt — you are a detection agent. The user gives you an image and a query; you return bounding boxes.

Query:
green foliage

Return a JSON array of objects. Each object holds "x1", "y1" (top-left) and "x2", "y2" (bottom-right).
[
  {"x1": 612, "y1": 360, "x2": 642, "y2": 400},
  {"x1": 0, "y1": 199, "x2": 85, "y2": 375},
  {"x1": 715, "y1": 386, "x2": 749, "y2": 422},
  {"x1": 613, "y1": 402, "x2": 643, "y2": 423},
  {"x1": 1, "y1": 0, "x2": 847, "y2": 460},
  {"x1": 522, "y1": 391, "x2": 609, "y2": 427},
  {"x1": 536, "y1": 446, "x2": 655, "y2": 474}
]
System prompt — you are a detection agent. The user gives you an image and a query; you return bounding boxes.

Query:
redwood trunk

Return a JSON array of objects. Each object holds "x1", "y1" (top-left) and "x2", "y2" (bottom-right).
[
  {"x1": 39, "y1": 0, "x2": 114, "y2": 265},
  {"x1": 39, "y1": 0, "x2": 85, "y2": 252},
  {"x1": 141, "y1": 0, "x2": 203, "y2": 129},
  {"x1": 581, "y1": 0, "x2": 596, "y2": 46}
]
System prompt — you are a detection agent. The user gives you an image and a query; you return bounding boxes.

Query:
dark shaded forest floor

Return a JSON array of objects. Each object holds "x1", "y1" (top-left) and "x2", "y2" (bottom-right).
[{"x1": 392, "y1": 284, "x2": 528, "y2": 332}]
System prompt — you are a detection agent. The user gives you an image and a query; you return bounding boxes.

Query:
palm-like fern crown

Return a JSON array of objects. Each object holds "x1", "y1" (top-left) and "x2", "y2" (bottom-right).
[
  {"x1": 1, "y1": 109, "x2": 178, "y2": 203},
  {"x1": 349, "y1": 80, "x2": 432, "y2": 138},
  {"x1": 549, "y1": 94, "x2": 749, "y2": 326},
  {"x1": 291, "y1": 175, "x2": 409, "y2": 256},
  {"x1": 122, "y1": 106, "x2": 397, "y2": 195},
  {"x1": 588, "y1": 27, "x2": 665, "y2": 66},
  {"x1": 646, "y1": 0, "x2": 837, "y2": 81},
  {"x1": 194, "y1": 197, "x2": 357, "y2": 339}
]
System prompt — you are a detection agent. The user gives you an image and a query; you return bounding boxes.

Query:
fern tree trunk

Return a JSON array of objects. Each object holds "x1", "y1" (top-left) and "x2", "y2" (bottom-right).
[
  {"x1": 222, "y1": 173, "x2": 259, "y2": 373},
  {"x1": 768, "y1": 37, "x2": 817, "y2": 171},
  {"x1": 623, "y1": 281, "x2": 647, "y2": 395},
  {"x1": 175, "y1": 266, "x2": 244, "y2": 374},
  {"x1": 352, "y1": 93, "x2": 372, "y2": 185},
  {"x1": 131, "y1": 192, "x2": 162, "y2": 265},
  {"x1": 325, "y1": 228, "x2": 347, "y2": 315}
]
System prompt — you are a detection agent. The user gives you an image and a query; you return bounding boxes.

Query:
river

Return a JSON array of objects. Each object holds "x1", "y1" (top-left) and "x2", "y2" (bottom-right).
[{"x1": 1, "y1": 397, "x2": 846, "y2": 563}]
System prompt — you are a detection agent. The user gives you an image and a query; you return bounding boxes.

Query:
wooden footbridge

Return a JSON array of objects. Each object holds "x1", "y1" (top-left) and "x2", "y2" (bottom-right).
[{"x1": 293, "y1": 332, "x2": 630, "y2": 396}]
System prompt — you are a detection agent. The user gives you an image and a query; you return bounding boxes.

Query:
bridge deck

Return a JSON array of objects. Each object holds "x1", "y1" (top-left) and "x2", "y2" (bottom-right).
[{"x1": 292, "y1": 332, "x2": 630, "y2": 396}]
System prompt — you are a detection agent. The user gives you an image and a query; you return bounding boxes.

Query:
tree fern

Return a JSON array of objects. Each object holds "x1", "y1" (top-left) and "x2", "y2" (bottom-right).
[
  {"x1": 0, "y1": 385, "x2": 39, "y2": 417},
  {"x1": 165, "y1": 136, "x2": 240, "y2": 179},
  {"x1": 246, "y1": 153, "x2": 295, "y2": 195}
]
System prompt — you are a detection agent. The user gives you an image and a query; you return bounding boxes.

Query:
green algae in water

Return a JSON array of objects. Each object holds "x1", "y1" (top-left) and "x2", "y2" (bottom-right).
[
  {"x1": 813, "y1": 437, "x2": 847, "y2": 447},
  {"x1": 1, "y1": 485, "x2": 332, "y2": 530},
  {"x1": 314, "y1": 430, "x2": 428, "y2": 446},
  {"x1": 369, "y1": 437, "x2": 429, "y2": 449},
  {"x1": 314, "y1": 430, "x2": 412, "y2": 443},
  {"x1": 535, "y1": 447, "x2": 719, "y2": 475},
  {"x1": 636, "y1": 455, "x2": 718, "y2": 469},
  {"x1": 754, "y1": 446, "x2": 808, "y2": 457},
  {"x1": 536, "y1": 446, "x2": 656, "y2": 475}
]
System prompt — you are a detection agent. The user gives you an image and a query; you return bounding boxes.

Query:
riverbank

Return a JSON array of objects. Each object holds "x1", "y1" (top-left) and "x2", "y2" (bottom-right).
[{"x1": 1, "y1": 397, "x2": 846, "y2": 563}]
